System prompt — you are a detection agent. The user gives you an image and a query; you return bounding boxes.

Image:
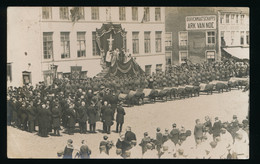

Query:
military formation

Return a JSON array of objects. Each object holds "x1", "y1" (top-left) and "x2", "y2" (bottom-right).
[{"x1": 58, "y1": 114, "x2": 249, "y2": 159}]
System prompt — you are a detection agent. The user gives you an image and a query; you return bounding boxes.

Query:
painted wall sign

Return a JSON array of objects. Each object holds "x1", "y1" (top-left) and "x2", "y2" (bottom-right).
[{"x1": 186, "y1": 15, "x2": 216, "y2": 30}]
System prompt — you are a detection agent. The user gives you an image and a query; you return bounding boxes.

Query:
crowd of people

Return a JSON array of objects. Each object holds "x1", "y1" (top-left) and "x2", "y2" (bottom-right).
[
  {"x1": 7, "y1": 59, "x2": 249, "y2": 137},
  {"x1": 58, "y1": 114, "x2": 249, "y2": 159}
]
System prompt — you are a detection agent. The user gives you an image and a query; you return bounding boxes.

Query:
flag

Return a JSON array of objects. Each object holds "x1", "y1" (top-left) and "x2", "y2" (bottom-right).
[{"x1": 71, "y1": 66, "x2": 82, "y2": 80}]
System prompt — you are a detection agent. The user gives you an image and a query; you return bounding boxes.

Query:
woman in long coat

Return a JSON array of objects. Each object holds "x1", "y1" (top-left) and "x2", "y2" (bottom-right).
[{"x1": 116, "y1": 102, "x2": 125, "y2": 133}]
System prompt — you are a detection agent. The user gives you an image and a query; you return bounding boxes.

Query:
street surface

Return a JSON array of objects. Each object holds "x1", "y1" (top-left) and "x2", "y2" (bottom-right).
[{"x1": 7, "y1": 89, "x2": 249, "y2": 158}]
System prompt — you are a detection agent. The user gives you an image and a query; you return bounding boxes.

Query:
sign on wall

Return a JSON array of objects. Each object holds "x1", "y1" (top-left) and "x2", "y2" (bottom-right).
[{"x1": 186, "y1": 15, "x2": 216, "y2": 30}]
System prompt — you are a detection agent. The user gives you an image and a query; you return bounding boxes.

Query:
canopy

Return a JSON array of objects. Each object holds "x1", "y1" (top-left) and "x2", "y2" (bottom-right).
[{"x1": 223, "y1": 47, "x2": 249, "y2": 60}]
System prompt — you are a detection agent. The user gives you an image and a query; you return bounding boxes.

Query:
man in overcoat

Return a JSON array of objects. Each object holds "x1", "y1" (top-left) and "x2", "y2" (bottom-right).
[
  {"x1": 103, "y1": 104, "x2": 114, "y2": 134},
  {"x1": 38, "y1": 104, "x2": 51, "y2": 137},
  {"x1": 52, "y1": 103, "x2": 62, "y2": 136},
  {"x1": 77, "y1": 101, "x2": 88, "y2": 134},
  {"x1": 116, "y1": 101, "x2": 125, "y2": 133}
]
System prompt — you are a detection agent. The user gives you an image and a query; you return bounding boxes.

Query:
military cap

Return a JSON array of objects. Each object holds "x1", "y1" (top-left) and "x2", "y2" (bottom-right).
[
  {"x1": 156, "y1": 127, "x2": 161, "y2": 132},
  {"x1": 67, "y1": 139, "x2": 73, "y2": 144},
  {"x1": 172, "y1": 123, "x2": 177, "y2": 127},
  {"x1": 144, "y1": 132, "x2": 148, "y2": 136}
]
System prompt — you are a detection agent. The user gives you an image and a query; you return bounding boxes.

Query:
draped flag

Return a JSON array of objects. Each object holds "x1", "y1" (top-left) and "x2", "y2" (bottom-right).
[
  {"x1": 107, "y1": 58, "x2": 145, "y2": 77},
  {"x1": 71, "y1": 66, "x2": 82, "y2": 80}
]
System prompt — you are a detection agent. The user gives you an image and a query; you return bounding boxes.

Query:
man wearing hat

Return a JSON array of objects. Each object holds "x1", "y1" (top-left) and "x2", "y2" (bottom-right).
[
  {"x1": 87, "y1": 101, "x2": 97, "y2": 133},
  {"x1": 116, "y1": 101, "x2": 125, "y2": 133},
  {"x1": 212, "y1": 117, "x2": 222, "y2": 141},
  {"x1": 170, "y1": 123, "x2": 180, "y2": 145},
  {"x1": 77, "y1": 101, "x2": 88, "y2": 134},
  {"x1": 38, "y1": 104, "x2": 51, "y2": 137}
]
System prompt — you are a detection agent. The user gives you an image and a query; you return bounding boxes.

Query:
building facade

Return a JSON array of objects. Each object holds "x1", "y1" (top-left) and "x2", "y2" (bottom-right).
[
  {"x1": 7, "y1": 7, "x2": 166, "y2": 87},
  {"x1": 165, "y1": 7, "x2": 249, "y2": 65}
]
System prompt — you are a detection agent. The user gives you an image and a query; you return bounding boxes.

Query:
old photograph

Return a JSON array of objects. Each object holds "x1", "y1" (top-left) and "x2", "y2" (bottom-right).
[{"x1": 7, "y1": 7, "x2": 249, "y2": 159}]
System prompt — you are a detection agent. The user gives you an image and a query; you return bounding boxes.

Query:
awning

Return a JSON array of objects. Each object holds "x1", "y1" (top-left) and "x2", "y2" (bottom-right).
[{"x1": 223, "y1": 47, "x2": 249, "y2": 60}]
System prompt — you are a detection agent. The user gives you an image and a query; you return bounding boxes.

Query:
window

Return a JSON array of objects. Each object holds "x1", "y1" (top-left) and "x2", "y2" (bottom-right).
[
  {"x1": 78, "y1": 7, "x2": 85, "y2": 20},
  {"x1": 241, "y1": 14, "x2": 245, "y2": 24},
  {"x1": 91, "y1": 7, "x2": 99, "y2": 20},
  {"x1": 77, "y1": 32, "x2": 86, "y2": 57},
  {"x1": 106, "y1": 7, "x2": 111, "y2": 21},
  {"x1": 92, "y1": 32, "x2": 99, "y2": 56},
  {"x1": 165, "y1": 52, "x2": 172, "y2": 65},
  {"x1": 179, "y1": 51, "x2": 188, "y2": 63},
  {"x1": 119, "y1": 7, "x2": 126, "y2": 21},
  {"x1": 231, "y1": 31, "x2": 235, "y2": 45},
  {"x1": 240, "y1": 31, "x2": 244, "y2": 45},
  {"x1": 206, "y1": 51, "x2": 215, "y2": 62},
  {"x1": 7, "y1": 63, "x2": 12, "y2": 82},
  {"x1": 179, "y1": 31, "x2": 188, "y2": 46},
  {"x1": 221, "y1": 31, "x2": 225, "y2": 46},
  {"x1": 132, "y1": 32, "x2": 139, "y2": 54},
  {"x1": 43, "y1": 32, "x2": 53, "y2": 59},
  {"x1": 155, "y1": 31, "x2": 162, "y2": 52},
  {"x1": 42, "y1": 7, "x2": 52, "y2": 19},
  {"x1": 220, "y1": 14, "x2": 224, "y2": 24},
  {"x1": 132, "y1": 7, "x2": 138, "y2": 21},
  {"x1": 143, "y1": 7, "x2": 150, "y2": 22},
  {"x1": 206, "y1": 31, "x2": 216, "y2": 45},
  {"x1": 231, "y1": 14, "x2": 235, "y2": 24},
  {"x1": 145, "y1": 65, "x2": 152, "y2": 75},
  {"x1": 22, "y1": 71, "x2": 31, "y2": 85},
  {"x1": 165, "y1": 32, "x2": 172, "y2": 46},
  {"x1": 60, "y1": 32, "x2": 70, "y2": 58},
  {"x1": 155, "y1": 8, "x2": 161, "y2": 21},
  {"x1": 156, "y1": 64, "x2": 162, "y2": 72},
  {"x1": 226, "y1": 14, "x2": 230, "y2": 24},
  {"x1": 60, "y1": 7, "x2": 69, "y2": 20},
  {"x1": 246, "y1": 31, "x2": 249, "y2": 45},
  {"x1": 144, "y1": 32, "x2": 151, "y2": 53},
  {"x1": 236, "y1": 14, "x2": 239, "y2": 24}
]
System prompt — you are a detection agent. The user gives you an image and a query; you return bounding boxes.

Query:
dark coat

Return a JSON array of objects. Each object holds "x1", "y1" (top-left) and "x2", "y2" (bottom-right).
[
  {"x1": 212, "y1": 121, "x2": 222, "y2": 136},
  {"x1": 170, "y1": 128, "x2": 180, "y2": 144},
  {"x1": 116, "y1": 139, "x2": 131, "y2": 153},
  {"x1": 156, "y1": 132, "x2": 163, "y2": 146},
  {"x1": 66, "y1": 108, "x2": 77, "y2": 127},
  {"x1": 125, "y1": 131, "x2": 137, "y2": 143},
  {"x1": 194, "y1": 124, "x2": 204, "y2": 139},
  {"x1": 63, "y1": 145, "x2": 74, "y2": 159},
  {"x1": 87, "y1": 105, "x2": 97, "y2": 124},
  {"x1": 20, "y1": 106, "x2": 28, "y2": 123},
  {"x1": 27, "y1": 106, "x2": 36, "y2": 121},
  {"x1": 116, "y1": 106, "x2": 125, "y2": 124},
  {"x1": 38, "y1": 108, "x2": 51, "y2": 128},
  {"x1": 77, "y1": 106, "x2": 88, "y2": 123},
  {"x1": 52, "y1": 107, "x2": 61, "y2": 128},
  {"x1": 79, "y1": 145, "x2": 91, "y2": 159},
  {"x1": 103, "y1": 107, "x2": 113, "y2": 126}
]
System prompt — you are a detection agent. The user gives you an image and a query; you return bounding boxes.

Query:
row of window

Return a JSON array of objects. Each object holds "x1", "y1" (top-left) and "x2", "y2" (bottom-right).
[
  {"x1": 220, "y1": 13, "x2": 247, "y2": 25},
  {"x1": 179, "y1": 50, "x2": 216, "y2": 63},
  {"x1": 221, "y1": 31, "x2": 249, "y2": 45},
  {"x1": 43, "y1": 31, "x2": 162, "y2": 60},
  {"x1": 178, "y1": 31, "x2": 216, "y2": 46},
  {"x1": 42, "y1": 7, "x2": 161, "y2": 22}
]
